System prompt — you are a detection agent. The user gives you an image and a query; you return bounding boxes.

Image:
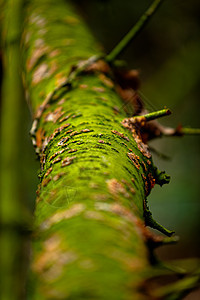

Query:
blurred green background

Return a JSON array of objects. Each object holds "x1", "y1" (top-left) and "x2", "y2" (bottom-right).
[{"x1": 1, "y1": 0, "x2": 199, "y2": 294}]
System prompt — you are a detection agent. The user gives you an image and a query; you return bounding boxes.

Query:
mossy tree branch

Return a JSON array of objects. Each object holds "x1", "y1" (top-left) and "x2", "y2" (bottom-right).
[{"x1": 13, "y1": 0, "x2": 200, "y2": 298}]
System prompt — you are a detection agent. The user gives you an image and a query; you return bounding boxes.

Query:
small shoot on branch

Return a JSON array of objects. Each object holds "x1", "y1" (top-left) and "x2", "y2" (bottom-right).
[
  {"x1": 132, "y1": 108, "x2": 171, "y2": 123},
  {"x1": 175, "y1": 127, "x2": 200, "y2": 136}
]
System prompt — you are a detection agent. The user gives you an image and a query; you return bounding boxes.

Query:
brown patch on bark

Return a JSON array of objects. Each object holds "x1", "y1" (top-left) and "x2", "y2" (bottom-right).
[
  {"x1": 81, "y1": 129, "x2": 92, "y2": 133},
  {"x1": 33, "y1": 233, "x2": 78, "y2": 284},
  {"x1": 131, "y1": 178, "x2": 135, "y2": 183},
  {"x1": 79, "y1": 84, "x2": 88, "y2": 89},
  {"x1": 41, "y1": 203, "x2": 86, "y2": 230},
  {"x1": 59, "y1": 115, "x2": 71, "y2": 123},
  {"x1": 42, "y1": 177, "x2": 52, "y2": 187},
  {"x1": 92, "y1": 86, "x2": 105, "y2": 93},
  {"x1": 61, "y1": 156, "x2": 76, "y2": 167},
  {"x1": 44, "y1": 167, "x2": 53, "y2": 178},
  {"x1": 107, "y1": 178, "x2": 129, "y2": 198},
  {"x1": 40, "y1": 153, "x2": 46, "y2": 170},
  {"x1": 86, "y1": 59, "x2": 110, "y2": 74},
  {"x1": 141, "y1": 161, "x2": 148, "y2": 173},
  {"x1": 142, "y1": 172, "x2": 155, "y2": 196},
  {"x1": 68, "y1": 149, "x2": 77, "y2": 153},
  {"x1": 58, "y1": 98, "x2": 66, "y2": 105},
  {"x1": 27, "y1": 45, "x2": 49, "y2": 71},
  {"x1": 49, "y1": 150, "x2": 66, "y2": 162},
  {"x1": 121, "y1": 179, "x2": 136, "y2": 195},
  {"x1": 98, "y1": 73, "x2": 114, "y2": 88},
  {"x1": 142, "y1": 174, "x2": 149, "y2": 197},
  {"x1": 32, "y1": 63, "x2": 49, "y2": 85},
  {"x1": 49, "y1": 49, "x2": 61, "y2": 58},
  {"x1": 45, "y1": 123, "x2": 71, "y2": 146},
  {"x1": 44, "y1": 107, "x2": 64, "y2": 123},
  {"x1": 111, "y1": 130, "x2": 129, "y2": 141},
  {"x1": 93, "y1": 194, "x2": 109, "y2": 201},
  {"x1": 113, "y1": 106, "x2": 120, "y2": 114},
  {"x1": 89, "y1": 182, "x2": 99, "y2": 189},
  {"x1": 148, "y1": 173, "x2": 156, "y2": 190},
  {"x1": 70, "y1": 131, "x2": 80, "y2": 137},
  {"x1": 55, "y1": 73, "x2": 68, "y2": 86},
  {"x1": 122, "y1": 118, "x2": 151, "y2": 158},
  {"x1": 58, "y1": 137, "x2": 69, "y2": 146},
  {"x1": 53, "y1": 173, "x2": 65, "y2": 181},
  {"x1": 66, "y1": 129, "x2": 73, "y2": 134},
  {"x1": 127, "y1": 153, "x2": 140, "y2": 170},
  {"x1": 71, "y1": 114, "x2": 82, "y2": 119},
  {"x1": 51, "y1": 157, "x2": 61, "y2": 165},
  {"x1": 95, "y1": 96, "x2": 108, "y2": 102},
  {"x1": 36, "y1": 127, "x2": 46, "y2": 149}
]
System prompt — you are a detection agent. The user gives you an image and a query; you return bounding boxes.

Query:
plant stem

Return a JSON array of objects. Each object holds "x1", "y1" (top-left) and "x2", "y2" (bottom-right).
[
  {"x1": 106, "y1": 0, "x2": 165, "y2": 63},
  {"x1": 144, "y1": 108, "x2": 171, "y2": 121},
  {"x1": 131, "y1": 108, "x2": 171, "y2": 122},
  {"x1": 180, "y1": 127, "x2": 200, "y2": 135}
]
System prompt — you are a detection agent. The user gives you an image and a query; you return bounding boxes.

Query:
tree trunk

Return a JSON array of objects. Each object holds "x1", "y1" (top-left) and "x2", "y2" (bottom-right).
[
  {"x1": 21, "y1": 0, "x2": 174, "y2": 299},
  {"x1": 0, "y1": 0, "x2": 30, "y2": 299}
]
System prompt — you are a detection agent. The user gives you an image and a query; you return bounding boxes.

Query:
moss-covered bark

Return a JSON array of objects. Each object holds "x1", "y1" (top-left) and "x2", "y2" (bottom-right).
[{"x1": 21, "y1": 0, "x2": 172, "y2": 299}]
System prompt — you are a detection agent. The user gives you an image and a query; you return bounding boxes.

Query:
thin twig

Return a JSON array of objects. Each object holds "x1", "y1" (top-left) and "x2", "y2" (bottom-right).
[
  {"x1": 179, "y1": 127, "x2": 200, "y2": 135},
  {"x1": 106, "y1": 0, "x2": 165, "y2": 63},
  {"x1": 131, "y1": 108, "x2": 171, "y2": 123}
]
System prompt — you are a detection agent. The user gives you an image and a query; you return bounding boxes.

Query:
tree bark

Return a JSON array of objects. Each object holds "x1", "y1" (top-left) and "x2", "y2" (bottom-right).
[{"x1": 21, "y1": 0, "x2": 173, "y2": 299}]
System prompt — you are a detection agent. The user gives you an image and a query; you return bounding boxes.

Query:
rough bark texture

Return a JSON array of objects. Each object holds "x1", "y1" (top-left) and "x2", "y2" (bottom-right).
[{"x1": 21, "y1": 0, "x2": 171, "y2": 299}]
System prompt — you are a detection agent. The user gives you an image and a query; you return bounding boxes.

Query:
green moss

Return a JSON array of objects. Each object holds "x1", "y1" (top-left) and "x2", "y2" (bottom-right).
[{"x1": 22, "y1": 0, "x2": 163, "y2": 299}]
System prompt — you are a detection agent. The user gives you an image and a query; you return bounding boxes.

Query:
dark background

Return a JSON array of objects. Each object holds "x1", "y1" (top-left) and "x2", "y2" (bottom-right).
[{"x1": 1, "y1": 0, "x2": 199, "y2": 298}]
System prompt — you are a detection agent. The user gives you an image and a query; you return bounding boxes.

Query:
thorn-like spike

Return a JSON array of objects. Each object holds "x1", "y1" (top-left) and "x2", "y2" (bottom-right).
[
  {"x1": 158, "y1": 261, "x2": 186, "y2": 275},
  {"x1": 146, "y1": 229, "x2": 179, "y2": 250},
  {"x1": 150, "y1": 235, "x2": 179, "y2": 249},
  {"x1": 144, "y1": 209, "x2": 175, "y2": 237},
  {"x1": 154, "y1": 167, "x2": 170, "y2": 186}
]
